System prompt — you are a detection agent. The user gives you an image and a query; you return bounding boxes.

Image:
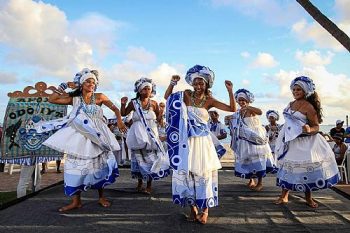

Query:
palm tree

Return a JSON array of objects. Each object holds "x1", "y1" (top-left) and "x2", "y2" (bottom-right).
[{"x1": 297, "y1": 0, "x2": 350, "y2": 53}]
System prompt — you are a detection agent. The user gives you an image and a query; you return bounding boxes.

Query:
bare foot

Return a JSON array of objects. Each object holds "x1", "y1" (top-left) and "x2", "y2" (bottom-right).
[
  {"x1": 144, "y1": 187, "x2": 152, "y2": 195},
  {"x1": 253, "y1": 183, "x2": 263, "y2": 191},
  {"x1": 196, "y1": 211, "x2": 208, "y2": 224},
  {"x1": 306, "y1": 199, "x2": 318, "y2": 208},
  {"x1": 58, "y1": 202, "x2": 82, "y2": 212},
  {"x1": 98, "y1": 197, "x2": 111, "y2": 207},
  {"x1": 247, "y1": 179, "x2": 256, "y2": 189},
  {"x1": 187, "y1": 206, "x2": 198, "y2": 222},
  {"x1": 274, "y1": 197, "x2": 288, "y2": 205},
  {"x1": 136, "y1": 186, "x2": 145, "y2": 193}
]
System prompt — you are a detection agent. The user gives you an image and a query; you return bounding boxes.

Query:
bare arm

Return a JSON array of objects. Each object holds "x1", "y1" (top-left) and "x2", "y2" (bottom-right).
[
  {"x1": 209, "y1": 80, "x2": 236, "y2": 112},
  {"x1": 152, "y1": 100, "x2": 162, "y2": 123},
  {"x1": 164, "y1": 75, "x2": 180, "y2": 100},
  {"x1": 99, "y1": 93, "x2": 127, "y2": 133},
  {"x1": 303, "y1": 105, "x2": 320, "y2": 133},
  {"x1": 120, "y1": 97, "x2": 135, "y2": 116},
  {"x1": 48, "y1": 92, "x2": 73, "y2": 105}
]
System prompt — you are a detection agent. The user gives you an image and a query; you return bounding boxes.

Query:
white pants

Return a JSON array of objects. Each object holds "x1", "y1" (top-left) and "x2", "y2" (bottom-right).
[{"x1": 17, "y1": 164, "x2": 42, "y2": 198}]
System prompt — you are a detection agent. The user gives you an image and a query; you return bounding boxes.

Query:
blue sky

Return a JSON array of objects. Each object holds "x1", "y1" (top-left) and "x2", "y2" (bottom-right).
[{"x1": 0, "y1": 0, "x2": 350, "y2": 126}]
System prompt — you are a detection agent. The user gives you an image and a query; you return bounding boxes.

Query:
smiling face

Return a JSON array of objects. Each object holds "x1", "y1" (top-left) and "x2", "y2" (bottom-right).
[
  {"x1": 139, "y1": 85, "x2": 152, "y2": 98},
  {"x1": 82, "y1": 78, "x2": 96, "y2": 93},
  {"x1": 237, "y1": 97, "x2": 248, "y2": 108},
  {"x1": 192, "y1": 77, "x2": 207, "y2": 95},
  {"x1": 292, "y1": 84, "x2": 305, "y2": 100}
]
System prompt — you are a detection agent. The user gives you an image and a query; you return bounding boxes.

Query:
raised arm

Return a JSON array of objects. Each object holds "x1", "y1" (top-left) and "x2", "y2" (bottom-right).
[
  {"x1": 120, "y1": 97, "x2": 135, "y2": 117},
  {"x1": 48, "y1": 92, "x2": 73, "y2": 105},
  {"x1": 209, "y1": 80, "x2": 236, "y2": 112},
  {"x1": 164, "y1": 75, "x2": 180, "y2": 100},
  {"x1": 99, "y1": 93, "x2": 127, "y2": 133}
]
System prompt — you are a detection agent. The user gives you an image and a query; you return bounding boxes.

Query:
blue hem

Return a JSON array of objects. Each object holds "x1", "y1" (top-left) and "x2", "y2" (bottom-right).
[{"x1": 172, "y1": 195, "x2": 218, "y2": 208}]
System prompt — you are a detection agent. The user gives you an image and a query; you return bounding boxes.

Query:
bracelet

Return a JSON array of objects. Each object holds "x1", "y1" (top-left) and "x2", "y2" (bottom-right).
[
  {"x1": 58, "y1": 82, "x2": 68, "y2": 90},
  {"x1": 170, "y1": 80, "x2": 178, "y2": 86}
]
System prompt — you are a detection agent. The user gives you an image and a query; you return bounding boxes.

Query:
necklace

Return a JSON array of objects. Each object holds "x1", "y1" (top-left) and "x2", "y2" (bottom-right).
[
  {"x1": 191, "y1": 91, "x2": 206, "y2": 108},
  {"x1": 138, "y1": 98, "x2": 151, "y2": 114},
  {"x1": 80, "y1": 94, "x2": 97, "y2": 116}
]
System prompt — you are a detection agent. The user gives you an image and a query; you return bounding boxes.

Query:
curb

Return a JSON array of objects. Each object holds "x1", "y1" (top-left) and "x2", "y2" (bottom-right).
[
  {"x1": 331, "y1": 186, "x2": 350, "y2": 200},
  {"x1": 0, "y1": 180, "x2": 63, "y2": 211}
]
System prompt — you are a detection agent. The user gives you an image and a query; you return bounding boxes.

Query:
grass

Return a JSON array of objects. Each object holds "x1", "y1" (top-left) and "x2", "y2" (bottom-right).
[{"x1": 0, "y1": 191, "x2": 17, "y2": 206}]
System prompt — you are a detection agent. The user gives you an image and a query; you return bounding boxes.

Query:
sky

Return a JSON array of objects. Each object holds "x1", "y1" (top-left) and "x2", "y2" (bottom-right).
[{"x1": 0, "y1": 0, "x2": 350, "y2": 126}]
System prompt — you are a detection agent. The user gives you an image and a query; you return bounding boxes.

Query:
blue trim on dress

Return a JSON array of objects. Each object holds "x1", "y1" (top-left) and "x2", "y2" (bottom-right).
[
  {"x1": 64, "y1": 168, "x2": 119, "y2": 196},
  {"x1": 276, "y1": 173, "x2": 340, "y2": 192},
  {"x1": 172, "y1": 195, "x2": 218, "y2": 208}
]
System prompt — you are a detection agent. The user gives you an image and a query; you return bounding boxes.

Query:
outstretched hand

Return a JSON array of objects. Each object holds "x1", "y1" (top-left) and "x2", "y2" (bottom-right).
[
  {"x1": 118, "y1": 122, "x2": 128, "y2": 134},
  {"x1": 121, "y1": 97, "x2": 128, "y2": 105},
  {"x1": 225, "y1": 80, "x2": 233, "y2": 91}
]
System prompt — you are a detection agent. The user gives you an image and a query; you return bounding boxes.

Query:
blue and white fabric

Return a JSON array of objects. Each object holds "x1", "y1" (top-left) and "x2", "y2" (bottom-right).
[
  {"x1": 209, "y1": 121, "x2": 227, "y2": 139},
  {"x1": 230, "y1": 110, "x2": 276, "y2": 179},
  {"x1": 126, "y1": 99, "x2": 170, "y2": 181},
  {"x1": 185, "y1": 65, "x2": 215, "y2": 88},
  {"x1": 134, "y1": 77, "x2": 156, "y2": 97},
  {"x1": 234, "y1": 89, "x2": 254, "y2": 103},
  {"x1": 275, "y1": 105, "x2": 340, "y2": 192},
  {"x1": 266, "y1": 110, "x2": 279, "y2": 121},
  {"x1": 290, "y1": 76, "x2": 315, "y2": 98},
  {"x1": 166, "y1": 91, "x2": 224, "y2": 208},
  {"x1": 38, "y1": 97, "x2": 120, "y2": 196}
]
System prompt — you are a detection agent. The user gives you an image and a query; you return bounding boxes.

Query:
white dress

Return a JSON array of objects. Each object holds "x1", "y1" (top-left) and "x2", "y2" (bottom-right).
[
  {"x1": 275, "y1": 106, "x2": 340, "y2": 192},
  {"x1": 231, "y1": 113, "x2": 276, "y2": 179},
  {"x1": 172, "y1": 106, "x2": 222, "y2": 208},
  {"x1": 126, "y1": 102, "x2": 170, "y2": 181},
  {"x1": 40, "y1": 96, "x2": 120, "y2": 196}
]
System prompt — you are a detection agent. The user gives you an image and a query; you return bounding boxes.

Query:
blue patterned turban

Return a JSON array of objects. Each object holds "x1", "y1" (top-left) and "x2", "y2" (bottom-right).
[
  {"x1": 290, "y1": 76, "x2": 315, "y2": 97},
  {"x1": 134, "y1": 77, "x2": 156, "y2": 97},
  {"x1": 73, "y1": 68, "x2": 99, "y2": 91},
  {"x1": 234, "y1": 89, "x2": 254, "y2": 103},
  {"x1": 185, "y1": 65, "x2": 215, "y2": 88},
  {"x1": 266, "y1": 110, "x2": 279, "y2": 121}
]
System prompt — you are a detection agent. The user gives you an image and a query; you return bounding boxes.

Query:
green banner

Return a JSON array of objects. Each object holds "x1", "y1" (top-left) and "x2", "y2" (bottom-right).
[{"x1": 1, "y1": 96, "x2": 67, "y2": 163}]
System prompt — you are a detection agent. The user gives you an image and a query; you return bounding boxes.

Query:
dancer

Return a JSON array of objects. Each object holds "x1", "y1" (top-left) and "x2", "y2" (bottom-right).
[
  {"x1": 265, "y1": 110, "x2": 282, "y2": 158},
  {"x1": 164, "y1": 65, "x2": 236, "y2": 224},
  {"x1": 37, "y1": 68, "x2": 127, "y2": 212},
  {"x1": 121, "y1": 78, "x2": 170, "y2": 195},
  {"x1": 230, "y1": 89, "x2": 276, "y2": 191},
  {"x1": 274, "y1": 76, "x2": 340, "y2": 208}
]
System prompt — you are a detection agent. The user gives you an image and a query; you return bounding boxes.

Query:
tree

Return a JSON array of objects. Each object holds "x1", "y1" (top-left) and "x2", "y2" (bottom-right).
[{"x1": 297, "y1": 0, "x2": 350, "y2": 53}]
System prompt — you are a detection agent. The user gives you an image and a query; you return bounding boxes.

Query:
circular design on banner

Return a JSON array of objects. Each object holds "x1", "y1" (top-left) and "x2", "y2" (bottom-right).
[
  {"x1": 207, "y1": 197, "x2": 215, "y2": 208},
  {"x1": 171, "y1": 155, "x2": 181, "y2": 166},
  {"x1": 186, "y1": 198, "x2": 195, "y2": 206},
  {"x1": 295, "y1": 183, "x2": 306, "y2": 192},
  {"x1": 182, "y1": 144, "x2": 187, "y2": 148},
  {"x1": 173, "y1": 100, "x2": 182, "y2": 109},
  {"x1": 316, "y1": 178, "x2": 325, "y2": 188},
  {"x1": 158, "y1": 170, "x2": 164, "y2": 177},
  {"x1": 84, "y1": 119, "x2": 88, "y2": 124},
  {"x1": 169, "y1": 132, "x2": 179, "y2": 143},
  {"x1": 306, "y1": 166, "x2": 314, "y2": 173},
  {"x1": 303, "y1": 176, "x2": 308, "y2": 181}
]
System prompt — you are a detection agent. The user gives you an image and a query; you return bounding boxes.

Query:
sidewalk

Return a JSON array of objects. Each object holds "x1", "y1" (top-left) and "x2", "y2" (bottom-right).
[{"x1": 1, "y1": 169, "x2": 350, "y2": 233}]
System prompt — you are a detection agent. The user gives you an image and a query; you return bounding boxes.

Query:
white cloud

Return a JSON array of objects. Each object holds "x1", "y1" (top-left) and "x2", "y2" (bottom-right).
[
  {"x1": 292, "y1": 18, "x2": 350, "y2": 52},
  {"x1": 240, "y1": 51, "x2": 250, "y2": 58},
  {"x1": 0, "y1": 71, "x2": 18, "y2": 84},
  {"x1": 251, "y1": 52, "x2": 278, "y2": 68},
  {"x1": 295, "y1": 50, "x2": 334, "y2": 67},
  {"x1": 126, "y1": 46, "x2": 156, "y2": 64},
  {"x1": 334, "y1": 0, "x2": 350, "y2": 21},
  {"x1": 0, "y1": 0, "x2": 123, "y2": 79},
  {"x1": 241, "y1": 79, "x2": 250, "y2": 86}
]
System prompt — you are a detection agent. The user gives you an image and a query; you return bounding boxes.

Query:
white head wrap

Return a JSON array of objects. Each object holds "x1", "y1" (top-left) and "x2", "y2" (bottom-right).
[
  {"x1": 134, "y1": 77, "x2": 156, "y2": 97},
  {"x1": 290, "y1": 76, "x2": 315, "y2": 98},
  {"x1": 266, "y1": 110, "x2": 279, "y2": 121},
  {"x1": 234, "y1": 89, "x2": 254, "y2": 103},
  {"x1": 185, "y1": 65, "x2": 215, "y2": 88}
]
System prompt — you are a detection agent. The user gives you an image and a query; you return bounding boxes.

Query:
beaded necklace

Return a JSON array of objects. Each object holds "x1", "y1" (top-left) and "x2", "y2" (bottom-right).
[
  {"x1": 191, "y1": 91, "x2": 207, "y2": 108},
  {"x1": 80, "y1": 93, "x2": 97, "y2": 117},
  {"x1": 137, "y1": 98, "x2": 151, "y2": 114}
]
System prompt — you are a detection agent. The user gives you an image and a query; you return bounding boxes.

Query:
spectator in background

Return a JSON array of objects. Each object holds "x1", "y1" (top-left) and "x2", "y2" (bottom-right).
[
  {"x1": 330, "y1": 120, "x2": 345, "y2": 139},
  {"x1": 332, "y1": 133, "x2": 348, "y2": 165},
  {"x1": 158, "y1": 102, "x2": 168, "y2": 151},
  {"x1": 209, "y1": 110, "x2": 227, "y2": 140},
  {"x1": 344, "y1": 124, "x2": 350, "y2": 147}
]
